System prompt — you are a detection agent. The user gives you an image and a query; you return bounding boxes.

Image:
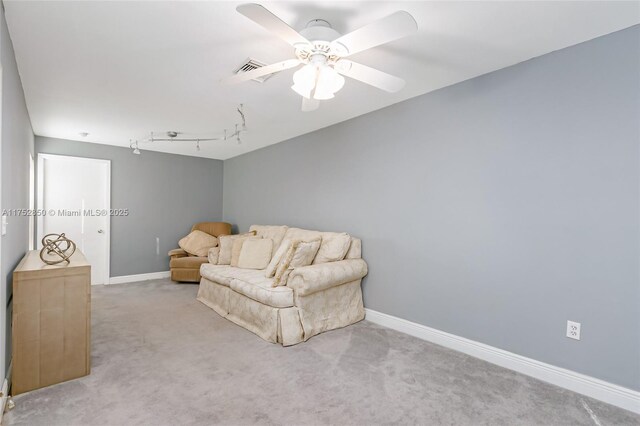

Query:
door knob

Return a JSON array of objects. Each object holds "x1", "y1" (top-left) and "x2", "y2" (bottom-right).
[{"x1": 98, "y1": 229, "x2": 104, "y2": 234}]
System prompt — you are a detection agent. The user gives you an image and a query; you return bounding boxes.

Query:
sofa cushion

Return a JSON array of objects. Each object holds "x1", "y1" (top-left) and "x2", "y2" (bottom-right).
[
  {"x1": 230, "y1": 278, "x2": 293, "y2": 308},
  {"x1": 201, "y1": 264, "x2": 272, "y2": 287},
  {"x1": 292, "y1": 239, "x2": 321, "y2": 264},
  {"x1": 200, "y1": 264, "x2": 276, "y2": 286},
  {"x1": 208, "y1": 247, "x2": 220, "y2": 265},
  {"x1": 170, "y1": 255, "x2": 208, "y2": 269},
  {"x1": 230, "y1": 236, "x2": 260, "y2": 267},
  {"x1": 282, "y1": 227, "x2": 322, "y2": 243},
  {"x1": 200, "y1": 264, "x2": 236, "y2": 286},
  {"x1": 345, "y1": 238, "x2": 362, "y2": 259},
  {"x1": 274, "y1": 238, "x2": 321, "y2": 286},
  {"x1": 218, "y1": 231, "x2": 257, "y2": 265},
  {"x1": 265, "y1": 239, "x2": 293, "y2": 278},
  {"x1": 200, "y1": 264, "x2": 293, "y2": 308},
  {"x1": 249, "y1": 225, "x2": 288, "y2": 253},
  {"x1": 313, "y1": 232, "x2": 351, "y2": 264},
  {"x1": 237, "y1": 238, "x2": 273, "y2": 270},
  {"x1": 179, "y1": 230, "x2": 218, "y2": 257},
  {"x1": 217, "y1": 236, "x2": 234, "y2": 265}
]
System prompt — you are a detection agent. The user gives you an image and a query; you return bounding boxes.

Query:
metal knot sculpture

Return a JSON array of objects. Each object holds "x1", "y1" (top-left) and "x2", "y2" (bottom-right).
[{"x1": 40, "y1": 233, "x2": 76, "y2": 265}]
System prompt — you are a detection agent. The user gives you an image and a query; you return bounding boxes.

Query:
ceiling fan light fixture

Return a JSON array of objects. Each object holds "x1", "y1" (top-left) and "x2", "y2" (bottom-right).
[
  {"x1": 313, "y1": 66, "x2": 344, "y2": 100},
  {"x1": 292, "y1": 63, "x2": 345, "y2": 101},
  {"x1": 291, "y1": 83, "x2": 311, "y2": 99},
  {"x1": 291, "y1": 64, "x2": 317, "y2": 98}
]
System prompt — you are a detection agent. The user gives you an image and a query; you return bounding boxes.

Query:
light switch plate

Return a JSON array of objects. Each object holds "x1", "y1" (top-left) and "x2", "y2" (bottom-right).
[{"x1": 1, "y1": 215, "x2": 7, "y2": 236}]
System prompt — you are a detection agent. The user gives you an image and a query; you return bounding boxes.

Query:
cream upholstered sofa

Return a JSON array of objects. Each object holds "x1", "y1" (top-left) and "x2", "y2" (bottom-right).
[{"x1": 196, "y1": 225, "x2": 367, "y2": 346}]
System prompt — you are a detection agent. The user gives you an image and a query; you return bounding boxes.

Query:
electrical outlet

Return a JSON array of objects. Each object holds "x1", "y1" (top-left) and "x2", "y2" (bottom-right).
[
  {"x1": 567, "y1": 320, "x2": 581, "y2": 340},
  {"x1": 155, "y1": 237, "x2": 160, "y2": 256}
]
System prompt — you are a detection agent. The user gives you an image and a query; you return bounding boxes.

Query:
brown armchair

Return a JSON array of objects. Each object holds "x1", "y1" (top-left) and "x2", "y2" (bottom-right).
[{"x1": 169, "y1": 222, "x2": 232, "y2": 282}]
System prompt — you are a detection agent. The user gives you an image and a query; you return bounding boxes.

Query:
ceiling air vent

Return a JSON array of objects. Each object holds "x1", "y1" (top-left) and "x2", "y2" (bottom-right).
[{"x1": 234, "y1": 58, "x2": 272, "y2": 83}]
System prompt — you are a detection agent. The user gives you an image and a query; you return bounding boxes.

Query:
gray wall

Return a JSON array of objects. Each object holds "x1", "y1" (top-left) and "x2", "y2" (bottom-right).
[
  {"x1": 223, "y1": 26, "x2": 640, "y2": 390},
  {"x1": 35, "y1": 137, "x2": 224, "y2": 277},
  {"x1": 0, "y1": 5, "x2": 35, "y2": 376}
]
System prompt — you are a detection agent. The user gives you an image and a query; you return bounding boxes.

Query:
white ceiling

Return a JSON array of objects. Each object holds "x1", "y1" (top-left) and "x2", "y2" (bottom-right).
[{"x1": 5, "y1": 1, "x2": 639, "y2": 160}]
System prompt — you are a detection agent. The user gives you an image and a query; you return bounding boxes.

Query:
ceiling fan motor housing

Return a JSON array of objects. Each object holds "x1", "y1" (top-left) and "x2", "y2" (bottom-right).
[
  {"x1": 297, "y1": 19, "x2": 347, "y2": 60},
  {"x1": 300, "y1": 19, "x2": 341, "y2": 42}
]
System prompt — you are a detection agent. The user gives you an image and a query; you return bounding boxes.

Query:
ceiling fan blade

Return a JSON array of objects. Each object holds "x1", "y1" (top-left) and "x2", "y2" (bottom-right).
[
  {"x1": 335, "y1": 60, "x2": 405, "y2": 93},
  {"x1": 301, "y1": 96, "x2": 319, "y2": 112},
  {"x1": 237, "y1": 3, "x2": 310, "y2": 48},
  {"x1": 221, "y1": 59, "x2": 301, "y2": 85},
  {"x1": 330, "y1": 11, "x2": 417, "y2": 57}
]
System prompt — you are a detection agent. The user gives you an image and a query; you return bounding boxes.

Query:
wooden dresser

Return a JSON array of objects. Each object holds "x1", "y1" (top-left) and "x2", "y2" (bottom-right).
[{"x1": 12, "y1": 250, "x2": 91, "y2": 395}]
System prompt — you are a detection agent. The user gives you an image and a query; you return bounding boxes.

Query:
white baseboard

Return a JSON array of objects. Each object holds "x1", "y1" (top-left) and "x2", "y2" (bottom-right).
[
  {"x1": 364, "y1": 308, "x2": 640, "y2": 414},
  {"x1": 1, "y1": 362, "x2": 12, "y2": 424},
  {"x1": 108, "y1": 271, "x2": 170, "y2": 285}
]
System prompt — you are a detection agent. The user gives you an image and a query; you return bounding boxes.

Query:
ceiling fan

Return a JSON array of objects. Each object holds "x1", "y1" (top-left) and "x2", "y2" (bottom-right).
[{"x1": 222, "y1": 3, "x2": 418, "y2": 111}]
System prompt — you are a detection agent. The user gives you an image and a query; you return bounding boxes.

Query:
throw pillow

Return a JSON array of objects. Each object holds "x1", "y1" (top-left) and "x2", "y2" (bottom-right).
[
  {"x1": 218, "y1": 231, "x2": 257, "y2": 265},
  {"x1": 273, "y1": 238, "x2": 321, "y2": 287},
  {"x1": 313, "y1": 232, "x2": 351, "y2": 264},
  {"x1": 237, "y1": 238, "x2": 273, "y2": 270},
  {"x1": 264, "y1": 239, "x2": 293, "y2": 278},
  {"x1": 230, "y1": 236, "x2": 260, "y2": 267},
  {"x1": 208, "y1": 247, "x2": 220, "y2": 265},
  {"x1": 178, "y1": 230, "x2": 218, "y2": 257}
]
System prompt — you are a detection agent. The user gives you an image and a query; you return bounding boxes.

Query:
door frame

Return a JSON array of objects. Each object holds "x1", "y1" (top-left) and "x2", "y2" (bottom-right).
[
  {"x1": 37, "y1": 153, "x2": 111, "y2": 285},
  {"x1": 0, "y1": 64, "x2": 6, "y2": 416}
]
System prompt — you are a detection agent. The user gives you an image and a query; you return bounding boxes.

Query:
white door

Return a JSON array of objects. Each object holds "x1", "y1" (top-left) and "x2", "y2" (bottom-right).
[{"x1": 37, "y1": 154, "x2": 110, "y2": 285}]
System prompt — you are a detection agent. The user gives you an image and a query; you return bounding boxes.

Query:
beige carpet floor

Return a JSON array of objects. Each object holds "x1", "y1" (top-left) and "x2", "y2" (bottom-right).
[{"x1": 4, "y1": 279, "x2": 639, "y2": 425}]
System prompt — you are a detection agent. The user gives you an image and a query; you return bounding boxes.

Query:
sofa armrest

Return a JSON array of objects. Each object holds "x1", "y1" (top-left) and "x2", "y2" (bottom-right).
[
  {"x1": 168, "y1": 248, "x2": 188, "y2": 258},
  {"x1": 287, "y1": 259, "x2": 368, "y2": 297}
]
